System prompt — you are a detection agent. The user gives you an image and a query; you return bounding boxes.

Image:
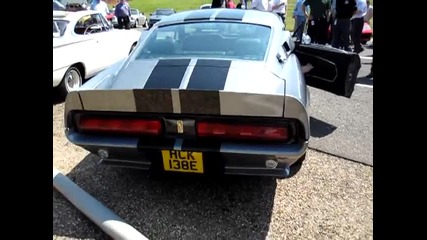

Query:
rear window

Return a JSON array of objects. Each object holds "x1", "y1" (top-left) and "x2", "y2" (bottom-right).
[{"x1": 136, "y1": 22, "x2": 271, "y2": 61}]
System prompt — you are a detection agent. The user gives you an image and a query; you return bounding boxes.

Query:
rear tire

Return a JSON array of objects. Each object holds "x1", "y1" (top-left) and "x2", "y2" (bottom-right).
[{"x1": 58, "y1": 66, "x2": 82, "y2": 96}]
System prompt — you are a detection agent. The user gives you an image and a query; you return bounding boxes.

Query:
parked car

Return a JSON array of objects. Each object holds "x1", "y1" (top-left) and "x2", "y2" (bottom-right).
[
  {"x1": 130, "y1": 8, "x2": 148, "y2": 28},
  {"x1": 53, "y1": 10, "x2": 141, "y2": 96},
  {"x1": 200, "y1": 4, "x2": 211, "y2": 9},
  {"x1": 105, "y1": 8, "x2": 115, "y2": 22},
  {"x1": 111, "y1": 8, "x2": 147, "y2": 28},
  {"x1": 148, "y1": 8, "x2": 176, "y2": 29},
  {"x1": 64, "y1": 9, "x2": 360, "y2": 179}
]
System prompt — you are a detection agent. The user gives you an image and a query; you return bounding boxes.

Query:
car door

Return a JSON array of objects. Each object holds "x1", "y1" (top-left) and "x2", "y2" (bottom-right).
[
  {"x1": 292, "y1": 43, "x2": 361, "y2": 98},
  {"x1": 73, "y1": 13, "x2": 108, "y2": 76},
  {"x1": 86, "y1": 13, "x2": 115, "y2": 71}
]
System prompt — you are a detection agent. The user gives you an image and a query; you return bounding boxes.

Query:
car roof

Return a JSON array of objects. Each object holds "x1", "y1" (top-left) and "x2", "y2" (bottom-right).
[
  {"x1": 52, "y1": 10, "x2": 100, "y2": 21},
  {"x1": 157, "y1": 9, "x2": 281, "y2": 28}
]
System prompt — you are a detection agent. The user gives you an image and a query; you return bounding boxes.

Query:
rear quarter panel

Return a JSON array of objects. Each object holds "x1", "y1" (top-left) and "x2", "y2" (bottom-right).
[
  {"x1": 282, "y1": 54, "x2": 310, "y2": 140},
  {"x1": 53, "y1": 36, "x2": 100, "y2": 80}
]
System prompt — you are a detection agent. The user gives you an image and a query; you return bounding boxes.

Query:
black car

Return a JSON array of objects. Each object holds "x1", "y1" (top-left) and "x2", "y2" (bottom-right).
[{"x1": 148, "y1": 8, "x2": 176, "y2": 29}]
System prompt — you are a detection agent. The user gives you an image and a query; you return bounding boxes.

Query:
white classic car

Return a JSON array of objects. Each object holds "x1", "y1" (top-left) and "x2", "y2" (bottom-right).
[
  {"x1": 53, "y1": 10, "x2": 141, "y2": 95},
  {"x1": 111, "y1": 8, "x2": 148, "y2": 28}
]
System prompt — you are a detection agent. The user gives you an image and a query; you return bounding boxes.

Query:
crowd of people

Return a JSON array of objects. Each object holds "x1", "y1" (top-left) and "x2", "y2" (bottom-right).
[
  {"x1": 213, "y1": 0, "x2": 373, "y2": 52},
  {"x1": 211, "y1": 0, "x2": 373, "y2": 78}
]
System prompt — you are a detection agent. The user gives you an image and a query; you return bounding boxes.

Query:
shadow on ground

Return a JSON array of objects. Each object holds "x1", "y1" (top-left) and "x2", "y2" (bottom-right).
[
  {"x1": 356, "y1": 76, "x2": 373, "y2": 86},
  {"x1": 310, "y1": 117, "x2": 337, "y2": 138},
  {"x1": 53, "y1": 154, "x2": 277, "y2": 240}
]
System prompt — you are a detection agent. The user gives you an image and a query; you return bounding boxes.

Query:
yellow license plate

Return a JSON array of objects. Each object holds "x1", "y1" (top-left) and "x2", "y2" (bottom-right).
[{"x1": 161, "y1": 150, "x2": 204, "y2": 173}]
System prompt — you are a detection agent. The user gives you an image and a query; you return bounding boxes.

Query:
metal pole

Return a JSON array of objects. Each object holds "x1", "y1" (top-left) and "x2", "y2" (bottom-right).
[{"x1": 53, "y1": 168, "x2": 149, "y2": 240}]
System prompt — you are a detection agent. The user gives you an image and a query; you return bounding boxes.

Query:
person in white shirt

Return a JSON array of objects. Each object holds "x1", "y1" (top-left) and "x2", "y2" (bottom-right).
[
  {"x1": 364, "y1": 0, "x2": 373, "y2": 23},
  {"x1": 271, "y1": 0, "x2": 287, "y2": 27},
  {"x1": 90, "y1": 0, "x2": 109, "y2": 16},
  {"x1": 350, "y1": 0, "x2": 367, "y2": 54},
  {"x1": 251, "y1": 0, "x2": 270, "y2": 11}
]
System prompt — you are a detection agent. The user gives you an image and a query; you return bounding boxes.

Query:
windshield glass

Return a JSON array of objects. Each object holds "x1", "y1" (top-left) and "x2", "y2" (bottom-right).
[
  {"x1": 136, "y1": 22, "x2": 271, "y2": 61},
  {"x1": 53, "y1": 20, "x2": 68, "y2": 37},
  {"x1": 53, "y1": 1, "x2": 66, "y2": 11},
  {"x1": 154, "y1": 9, "x2": 174, "y2": 15},
  {"x1": 131, "y1": 9, "x2": 138, "y2": 15}
]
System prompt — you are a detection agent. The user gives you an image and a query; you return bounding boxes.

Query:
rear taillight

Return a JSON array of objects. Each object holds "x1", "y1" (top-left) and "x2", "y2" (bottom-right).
[
  {"x1": 78, "y1": 117, "x2": 162, "y2": 135},
  {"x1": 197, "y1": 122, "x2": 289, "y2": 141}
]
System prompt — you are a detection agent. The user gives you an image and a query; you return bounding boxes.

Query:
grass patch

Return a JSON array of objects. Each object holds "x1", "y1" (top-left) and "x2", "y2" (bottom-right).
[{"x1": 113, "y1": 0, "x2": 373, "y2": 31}]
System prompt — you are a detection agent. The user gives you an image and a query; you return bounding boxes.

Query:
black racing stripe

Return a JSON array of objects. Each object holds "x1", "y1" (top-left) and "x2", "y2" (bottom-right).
[
  {"x1": 183, "y1": 9, "x2": 217, "y2": 21},
  {"x1": 214, "y1": 9, "x2": 245, "y2": 20},
  {"x1": 133, "y1": 89, "x2": 173, "y2": 113},
  {"x1": 143, "y1": 59, "x2": 191, "y2": 89},
  {"x1": 179, "y1": 90, "x2": 221, "y2": 115},
  {"x1": 186, "y1": 59, "x2": 231, "y2": 90}
]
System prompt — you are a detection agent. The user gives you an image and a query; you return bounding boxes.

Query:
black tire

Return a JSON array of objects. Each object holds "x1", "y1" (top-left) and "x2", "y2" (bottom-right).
[{"x1": 58, "y1": 66, "x2": 82, "y2": 96}]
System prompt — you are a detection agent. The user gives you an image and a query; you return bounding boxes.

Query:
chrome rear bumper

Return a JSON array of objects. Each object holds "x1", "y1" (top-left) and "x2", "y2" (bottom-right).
[{"x1": 66, "y1": 131, "x2": 308, "y2": 178}]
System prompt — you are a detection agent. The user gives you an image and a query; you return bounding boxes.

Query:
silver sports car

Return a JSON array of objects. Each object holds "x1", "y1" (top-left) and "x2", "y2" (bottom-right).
[{"x1": 64, "y1": 9, "x2": 361, "y2": 179}]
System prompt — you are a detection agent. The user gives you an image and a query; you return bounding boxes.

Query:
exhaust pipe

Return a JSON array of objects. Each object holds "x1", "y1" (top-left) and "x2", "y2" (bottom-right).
[{"x1": 53, "y1": 168, "x2": 149, "y2": 240}]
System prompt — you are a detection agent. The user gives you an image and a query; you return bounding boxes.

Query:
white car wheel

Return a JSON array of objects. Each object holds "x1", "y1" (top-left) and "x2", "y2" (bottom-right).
[
  {"x1": 135, "y1": 20, "x2": 139, "y2": 28},
  {"x1": 60, "y1": 66, "x2": 82, "y2": 95}
]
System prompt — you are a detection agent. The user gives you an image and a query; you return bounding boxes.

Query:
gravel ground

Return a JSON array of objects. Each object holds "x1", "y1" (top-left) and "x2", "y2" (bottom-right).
[{"x1": 53, "y1": 102, "x2": 373, "y2": 240}]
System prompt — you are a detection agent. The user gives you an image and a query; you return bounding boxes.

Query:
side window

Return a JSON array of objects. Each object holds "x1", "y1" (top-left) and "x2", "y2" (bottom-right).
[
  {"x1": 53, "y1": 21, "x2": 59, "y2": 33},
  {"x1": 74, "y1": 14, "x2": 108, "y2": 35}
]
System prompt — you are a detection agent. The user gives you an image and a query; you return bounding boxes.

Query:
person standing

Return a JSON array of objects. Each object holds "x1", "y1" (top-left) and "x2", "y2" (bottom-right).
[
  {"x1": 302, "y1": 0, "x2": 331, "y2": 45},
  {"x1": 90, "y1": 0, "x2": 109, "y2": 16},
  {"x1": 364, "y1": 0, "x2": 373, "y2": 23},
  {"x1": 350, "y1": 0, "x2": 367, "y2": 53},
  {"x1": 114, "y1": 0, "x2": 132, "y2": 30},
  {"x1": 271, "y1": 0, "x2": 287, "y2": 28},
  {"x1": 251, "y1": 0, "x2": 270, "y2": 11},
  {"x1": 331, "y1": 0, "x2": 356, "y2": 51},
  {"x1": 212, "y1": 0, "x2": 226, "y2": 8},
  {"x1": 293, "y1": 0, "x2": 308, "y2": 42}
]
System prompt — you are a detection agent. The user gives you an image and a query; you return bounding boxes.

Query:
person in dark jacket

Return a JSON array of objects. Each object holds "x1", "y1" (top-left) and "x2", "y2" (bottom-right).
[
  {"x1": 331, "y1": 0, "x2": 356, "y2": 51},
  {"x1": 212, "y1": 0, "x2": 225, "y2": 8},
  {"x1": 302, "y1": 0, "x2": 331, "y2": 45},
  {"x1": 114, "y1": 0, "x2": 131, "y2": 30}
]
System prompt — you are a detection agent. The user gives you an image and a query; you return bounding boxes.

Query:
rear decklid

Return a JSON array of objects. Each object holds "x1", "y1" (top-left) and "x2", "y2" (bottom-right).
[{"x1": 69, "y1": 59, "x2": 286, "y2": 118}]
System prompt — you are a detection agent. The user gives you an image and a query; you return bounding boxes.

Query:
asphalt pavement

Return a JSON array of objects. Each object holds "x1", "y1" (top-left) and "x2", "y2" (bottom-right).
[{"x1": 308, "y1": 48, "x2": 373, "y2": 166}]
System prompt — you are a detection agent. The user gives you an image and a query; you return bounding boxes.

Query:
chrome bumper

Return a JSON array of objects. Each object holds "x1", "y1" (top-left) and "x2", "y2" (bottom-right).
[{"x1": 66, "y1": 131, "x2": 308, "y2": 178}]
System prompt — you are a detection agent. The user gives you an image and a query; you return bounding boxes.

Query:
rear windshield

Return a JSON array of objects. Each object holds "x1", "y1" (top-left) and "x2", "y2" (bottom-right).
[{"x1": 136, "y1": 22, "x2": 271, "y2": 61}]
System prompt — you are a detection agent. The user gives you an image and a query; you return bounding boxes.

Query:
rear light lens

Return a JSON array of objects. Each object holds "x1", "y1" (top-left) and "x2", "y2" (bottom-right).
[
  {"x1": 197, "y1": 122, "x2": 289, "y2": 141},
  {"x1": 78, "y1": 117, "x2": 162, "y2": 135}
]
